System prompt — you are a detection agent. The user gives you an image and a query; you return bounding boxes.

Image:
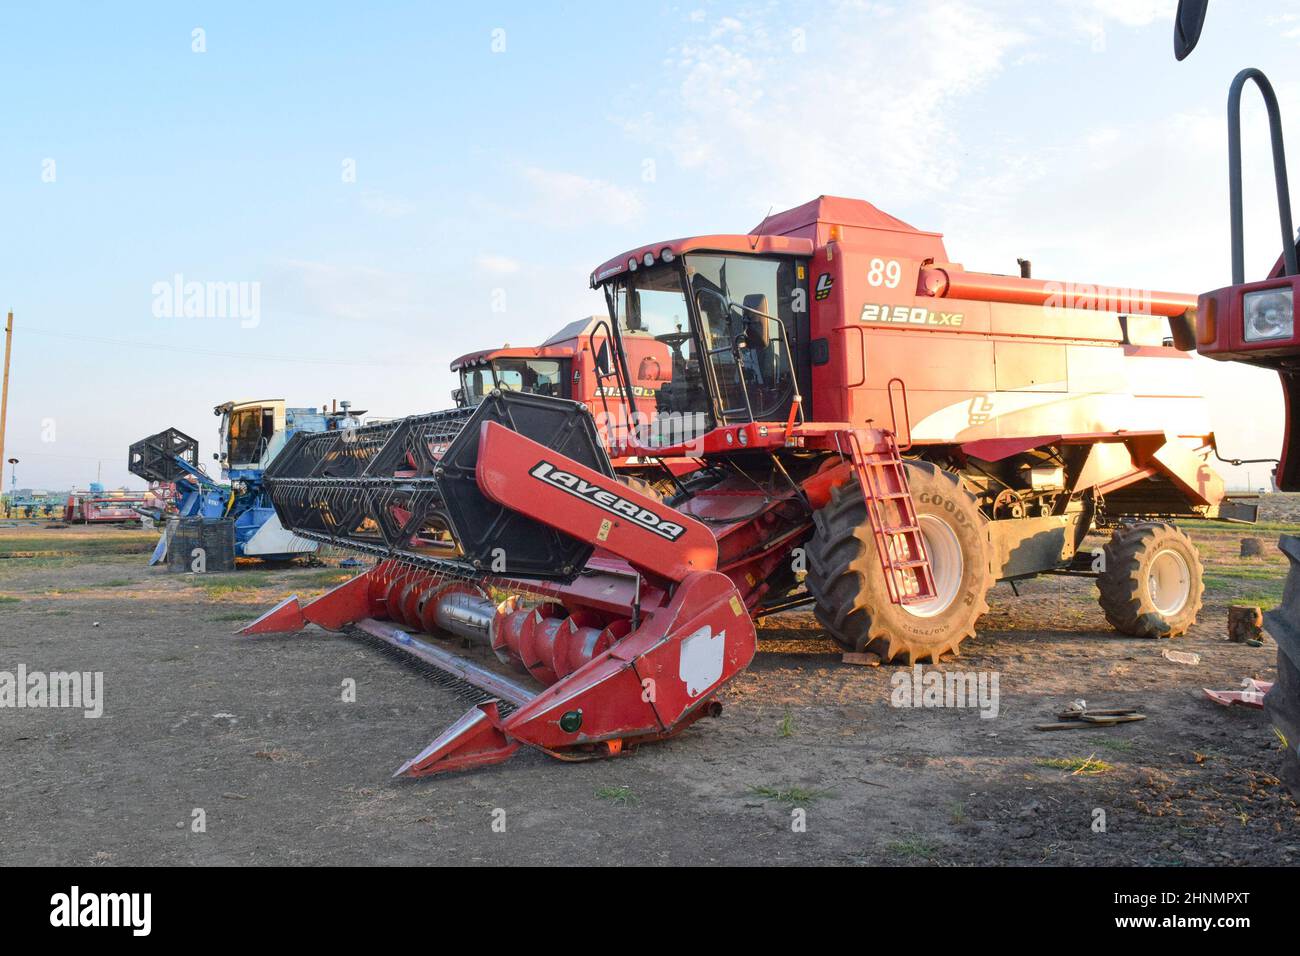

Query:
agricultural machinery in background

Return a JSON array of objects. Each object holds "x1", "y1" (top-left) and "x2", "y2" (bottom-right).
[
  {"x1": 452, "y1": 316, "x2": 700, "y2": 487},
  {"x1": 3, "y1": 489, "x2": 65, "y2": 519},
  {"x1": 242, "y1": 194, "x2": 1244, "y2": 777},
  {"x1": 1174, "y1": 0, "x2": 1300, "y2": 793},
  {"x1": 63, "y1": 485, "x2": 151, "y2": 523},
  {"x1": 129, "y1": 399, "x2": 362, "y2": 564}
]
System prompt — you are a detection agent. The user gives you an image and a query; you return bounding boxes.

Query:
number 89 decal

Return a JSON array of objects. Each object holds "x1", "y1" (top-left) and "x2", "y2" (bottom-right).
[{"x1": 867, "y1": 258, "x2": 902, "y2": 288}]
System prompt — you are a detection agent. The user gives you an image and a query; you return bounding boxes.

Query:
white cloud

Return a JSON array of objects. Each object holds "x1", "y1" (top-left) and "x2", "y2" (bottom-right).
[
  {"x1": 475, "y1": 254, "x2": 521, "y2": 275},
  {"x1": 712, "y1": 16, "x2": 743, "y2": 36},
  {"x1": 359, "y1": 189, "x2": 415, "y2": 219},
  {"x1": 622, "y1": 1, "x2": 1028, "y2": 210},
  {"x1": 519, "y1": 166, "x2": 644, "y2": 226},
  {"x1": 1086, "y1": 0, "x2": 1175, "y2": 28}
]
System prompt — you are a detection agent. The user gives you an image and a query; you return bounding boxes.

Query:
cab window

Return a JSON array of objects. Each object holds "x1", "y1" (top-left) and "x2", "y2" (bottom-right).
[{"x1": 685, "y1": 254, "x2": 801, "y2": 422}]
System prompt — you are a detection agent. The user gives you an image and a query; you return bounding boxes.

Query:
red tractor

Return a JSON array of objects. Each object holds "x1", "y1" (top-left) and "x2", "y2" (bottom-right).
[{"x1": 243, "y1": 195, "x2": 1239, "y2": 776}]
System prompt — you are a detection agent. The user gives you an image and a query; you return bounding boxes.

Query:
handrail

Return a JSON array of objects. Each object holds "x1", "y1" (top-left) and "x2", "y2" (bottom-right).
[
  {"x1": 720, "y1": 297, "x2": 808, "y2": 425},
  {"x1": 887, "y1": 377, "x2": 913, "y2": 451},
  {"x1": 1227, "y1": 68, "x2": 1298, "y2": 284},
  {"x1": 831, "y1": 325, "x2": 866, "y2": 388},
  {"x1": 585, "y1": 317, "x2": 631, "y2": 448},
  {"x1": 697, "y1": 290, "x2": 756, "y2": 425}
]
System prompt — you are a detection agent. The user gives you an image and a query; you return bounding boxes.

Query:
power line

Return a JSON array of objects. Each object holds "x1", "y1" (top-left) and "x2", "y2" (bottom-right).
[
  {"x1": 5, "y1": 449, "x2": 122, "y2": 461},
  {"x1": 15, "y1": 326, "x2": 424, "y2": 368}
]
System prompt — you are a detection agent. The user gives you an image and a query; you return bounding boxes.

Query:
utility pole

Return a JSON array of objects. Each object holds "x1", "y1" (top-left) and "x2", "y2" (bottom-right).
[{"x1": 0, "y1": 311, "x2": 12, "y2": 508}]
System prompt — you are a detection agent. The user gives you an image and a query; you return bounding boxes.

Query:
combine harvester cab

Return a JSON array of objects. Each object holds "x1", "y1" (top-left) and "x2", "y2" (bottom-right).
[
  {"x1": 244, "y1": 195, "x2": 1238, "y2": 777},
  {"x1": 449, "y1": 316, "x2": 694, "y2": 490}
]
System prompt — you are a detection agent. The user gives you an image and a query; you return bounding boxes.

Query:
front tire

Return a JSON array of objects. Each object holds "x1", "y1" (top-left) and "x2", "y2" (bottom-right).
[
  {"x1": 1096, "y1": 522, "x2": 1204, "y2": 638},
  {"x1": 805, "y1": 461, "x2": 992, "y2": 663}
]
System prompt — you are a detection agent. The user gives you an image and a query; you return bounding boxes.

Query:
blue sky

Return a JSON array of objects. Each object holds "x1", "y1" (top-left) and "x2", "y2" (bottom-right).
[{"x1": 1, "y1": 1, "x2": 1297, "y2": 490}]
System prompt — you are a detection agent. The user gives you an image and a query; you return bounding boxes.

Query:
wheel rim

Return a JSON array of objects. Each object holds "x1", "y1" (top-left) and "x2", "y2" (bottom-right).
[
  {"x1": 1148, "y1": 548, "x2": 1192, "y2": 616},
  {"x1": 901, "y1": 513, "x2": 964, "y2": 618}
]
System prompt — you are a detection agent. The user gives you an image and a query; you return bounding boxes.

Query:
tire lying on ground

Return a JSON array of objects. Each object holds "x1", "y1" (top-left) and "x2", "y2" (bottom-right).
[
  {"x1": 1096, "y1": 521, "x2": 1204, "y2": 638},
  {"x1": 806, "y1": 461, "x2": 993, "y2": 663}
]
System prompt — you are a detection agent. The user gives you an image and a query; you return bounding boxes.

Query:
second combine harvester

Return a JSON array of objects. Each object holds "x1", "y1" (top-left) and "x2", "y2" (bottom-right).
[{"x1": 244, "y1": 196, "x2": 1242, "y2": 776}]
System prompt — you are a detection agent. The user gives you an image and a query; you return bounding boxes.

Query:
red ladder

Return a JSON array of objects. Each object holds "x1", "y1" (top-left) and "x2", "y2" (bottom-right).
[{"x1": 843, "y1": 429, "x2": 936, "y2": 605}]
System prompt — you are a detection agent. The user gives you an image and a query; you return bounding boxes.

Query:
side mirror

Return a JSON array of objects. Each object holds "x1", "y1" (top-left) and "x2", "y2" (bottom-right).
[
  {"x1": 626, "y1": 289, "x2": 642, "y2": 332},
  {"x1": 1173, "y1": 0, "x2": 1208, "y2": 60},
  {"x1": 594, "y1": 340, "x2": 613, "y2": 377}
]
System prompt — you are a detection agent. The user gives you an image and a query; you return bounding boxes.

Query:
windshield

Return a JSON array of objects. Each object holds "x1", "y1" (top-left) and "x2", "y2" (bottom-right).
[
  {"x1": 460, "y1": 358, "x2": 566, "y2": 405},
  {"x1": 685, "y1": 254, "x2": 800, "y2": 422},
  {"x1": 226, "y1": 407, "x2": 272, "y2": 466},
  {"x1": 602, "y1": 254, "x2": 804, "y2": 446}
]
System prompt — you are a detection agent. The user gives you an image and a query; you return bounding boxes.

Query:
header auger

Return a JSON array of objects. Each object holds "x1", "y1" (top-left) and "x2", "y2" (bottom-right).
[{"x1": 241, "y1": 194, "x2": 1241, "y2": 777}]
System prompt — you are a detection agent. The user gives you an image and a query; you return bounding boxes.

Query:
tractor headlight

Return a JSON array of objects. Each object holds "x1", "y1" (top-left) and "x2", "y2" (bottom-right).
[{"x1": 1243, "y1": 287, "x2": 1294, "y2": 342}]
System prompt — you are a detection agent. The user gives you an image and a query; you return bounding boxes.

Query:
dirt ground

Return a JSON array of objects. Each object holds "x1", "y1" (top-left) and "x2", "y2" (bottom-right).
[{"x1": 1, "y1": 506, "x2": 1297, "y2": 867}]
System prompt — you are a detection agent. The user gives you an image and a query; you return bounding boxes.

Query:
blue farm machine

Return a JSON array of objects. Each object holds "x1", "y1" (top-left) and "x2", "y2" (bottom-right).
[{"x1": 129, "y1": 399, "x2": 362, "y2": 564}]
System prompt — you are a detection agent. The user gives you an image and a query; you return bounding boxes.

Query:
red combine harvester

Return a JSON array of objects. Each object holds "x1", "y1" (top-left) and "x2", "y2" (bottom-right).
[
  {"x1": 243, "y1": 195, "x2": 1241, "y2": 777},
  {"x1": 451, "y1": 317, "x2": 699, "y2": 489}
]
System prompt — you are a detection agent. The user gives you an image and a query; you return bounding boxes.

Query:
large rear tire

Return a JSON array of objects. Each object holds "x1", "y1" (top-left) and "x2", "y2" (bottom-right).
[
  {"x1": 805, "y1": 461, "x2": 993, "y2": 663},
  {"x1": 1096, "y1": 522, "x2": 1204, "y2": 638},
  {"x1": 1266, "y1": 647, "x2": 1300, "y2": 798}
]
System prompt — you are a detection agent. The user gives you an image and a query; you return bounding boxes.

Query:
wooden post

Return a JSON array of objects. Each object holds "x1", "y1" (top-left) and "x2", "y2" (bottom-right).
[{"x1": 0, "y1": 311, "x2": 12, "y2": 506}]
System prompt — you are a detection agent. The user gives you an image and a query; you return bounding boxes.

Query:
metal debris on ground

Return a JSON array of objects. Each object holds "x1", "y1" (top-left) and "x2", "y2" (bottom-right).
[
  {"x1": 1203, "y1": 678, "x2": 1273, "y2": 709},
  {"x1": 1035, "y1": 700, "x2": 1147, "y2": 731}
]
